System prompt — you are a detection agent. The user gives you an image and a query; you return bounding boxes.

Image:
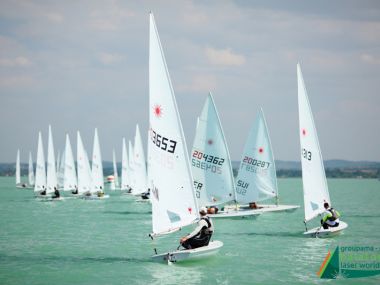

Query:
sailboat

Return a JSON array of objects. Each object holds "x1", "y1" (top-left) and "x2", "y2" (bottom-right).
[
  {"x1": 191, "y1": 93, "x2": 260, "y2": 219},
  {"x1": 297, "y1": 63, "x2": 347, "y2": 237},
  {"x1": 46, "y1": 125, "x2": 60, "y2": 198},
  {"x1": 128, "y1": 140, "x2": 135, "y2": 191},
  {"x1": 77, "y1": 131, "x2": 93, "y2": 197},
  {"x1": 34, "y1": 132, "x2": 46, "y2": 196},
  {"x1": 28, "y1": 152, "x2": 35, "y2": 188},
  {"x1": 121, "y1": 138, "x2": 131, "y2": 191},
  {"x1": 57, "y1": 149, "x2": 65, "y2": 190},
  {"x1": 111, "y1": 149, "x2": 120, "y2": 190},
  {"x1": 63, "y1": 134, "x2": 77, "y2": 192},
  {"x1": 235, "y1": 108, "x2": 299, "y2": 213},
  {"x1": 15, "y1": 149, "x2": 23, "y2": 188},
  {"x1": 88, "y1": 128, "x2": 109, "y2": 199},
  {"x1": 148, "y1": 13, "x2": 222, "y2": 262},
  {"x1": 131, "y1": 124, "x2": 148, "y2": 196}
]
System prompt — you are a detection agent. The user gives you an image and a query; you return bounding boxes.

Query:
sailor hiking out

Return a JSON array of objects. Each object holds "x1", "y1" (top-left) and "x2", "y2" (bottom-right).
[
  {"x1": 180, "y1": 207, "x2": 214, "y2": 249},
  {"x1": 321, "y1": 202, "x2": 341, "y2": 229}
]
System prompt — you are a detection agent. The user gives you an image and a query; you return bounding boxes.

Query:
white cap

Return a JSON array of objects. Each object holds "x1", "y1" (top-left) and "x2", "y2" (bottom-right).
[{"x1": 199, "y1": 207, "x2": 207, "y2": 214}]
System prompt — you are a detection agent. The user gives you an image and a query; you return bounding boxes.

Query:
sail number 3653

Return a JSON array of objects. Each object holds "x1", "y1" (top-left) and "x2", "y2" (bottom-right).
[
  {"x1": 150, "y1": 129, "x2": 177, "y2": 153},
  {"x1": 302, "y1": 148, "x2": 312, "y2": 161}
]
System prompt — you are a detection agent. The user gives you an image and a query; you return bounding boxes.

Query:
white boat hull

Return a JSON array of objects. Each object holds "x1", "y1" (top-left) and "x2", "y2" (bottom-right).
[
  {"x1": 151, "y1": 240, "x2": 223, "y2": 263},
  {"x1": 256, "y1": 204, "x2": 300, "y2": 213},
  {"x1": 81, "y1": 194, "x2": 110, "y2": 200},
  {"x1": 303, "y1": 221, "x2": 348, "y2": 238},
  {"x1": 209, "y1": 209, "x2": 261, "y2": 219}
]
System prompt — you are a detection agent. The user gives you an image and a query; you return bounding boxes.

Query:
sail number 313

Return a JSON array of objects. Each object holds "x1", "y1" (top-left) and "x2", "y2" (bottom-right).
[{"x1": 302, "y1": 148, "x2": 312, "y2": 161}]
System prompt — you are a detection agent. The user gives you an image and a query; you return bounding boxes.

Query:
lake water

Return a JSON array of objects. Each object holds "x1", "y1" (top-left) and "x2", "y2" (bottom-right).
[{"x1": 0, "y1": 177, "x2": 379, "y2": 284}]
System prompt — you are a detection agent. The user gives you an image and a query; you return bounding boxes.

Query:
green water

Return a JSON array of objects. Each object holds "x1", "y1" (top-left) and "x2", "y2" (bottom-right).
[{"x1": 0, "y1": 177, "x2": 379, "y2": 284}]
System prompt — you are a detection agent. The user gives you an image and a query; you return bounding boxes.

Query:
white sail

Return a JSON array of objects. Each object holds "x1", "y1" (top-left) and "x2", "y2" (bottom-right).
[
  {"x1": 77, "y1": 131, "x2": 92, "y2": 194},
  {"x1": 149, "y1": 13, "x2": 198, "y2": 235},
  {"x1": 63, "y1": 134, "x2": 77, "y2": 190},
  {"x1": 121, "y1": 138, "x2": 130, "y2": 190},
  {"x1": 16, "y1": 149, "x2": 21, "y2": 185},
  {"x1": 128, "y1": 140, "x2": 135, "y2": 190},
  {"x1": 57, "y1": 149, "x2": 65, "y2": 189},
  {"x1": 132, "y1": 124, "x2": 147, "y2": 195},
  {"x1": 91, "y1": 128, "x2": 104, "y2": 193},
  {"x1": 34, "y1": 132, "x2": 46, "y2": 192},
  {"x1": 56, "y1": 150, "x2": 61, "y2": 176},
  {"x1": 236, "y1": 108, "x2": 278, "y2": 204},
  {"x1": 46, "y1": 125, "x2": 57, "y2": 194},
  {"x1": 28, "y1": 151, "x2": 35, "y2": 186},
  {"x1": 297, "y1": 64, "x2": 330, "y2": 222},
  {"x1": 191, "y1": 93, "x2": 236, "y2": 207},
  {"x1": 112, "y1": 149, "x2": 120, "y2": 189}
]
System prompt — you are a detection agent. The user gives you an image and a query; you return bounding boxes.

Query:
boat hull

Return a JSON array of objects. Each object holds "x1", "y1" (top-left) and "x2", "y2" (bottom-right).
[
  {"x1": 151, "y1": 240, "x2": 223, "y2": 263},
  {"x1": 81, "y1": 194, "x2": 110, "y2": 200},
  {"x1": 208, "y1": 209, "x2": 261, "y2": 219},
  {"x1": 256, "y1": 204, "x2": 300, "y2": 213},
  {"x1": 303, "y1": 221, "x2": 348, "y2": 238}
]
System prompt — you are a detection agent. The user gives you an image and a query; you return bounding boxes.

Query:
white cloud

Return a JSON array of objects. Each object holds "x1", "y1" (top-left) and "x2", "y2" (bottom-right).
[
  {"x1": 205, "y1": 47, "x2": 246, "y2": 66},
  {"x1": 98, "y1": 52, "x2": 126, "y2": 65},
  {"x1": 0, "y1": 56, "x2": 31, "y2": 67},
  {"x1": 46, "y1": 13, "x2": 64, "y2": 23},
  {"x1": 360, "y1": 53, "x2": 380, "y2": 65},
  {"x1": 177, "y1": 74, "x2": 217, "y2": 93}
]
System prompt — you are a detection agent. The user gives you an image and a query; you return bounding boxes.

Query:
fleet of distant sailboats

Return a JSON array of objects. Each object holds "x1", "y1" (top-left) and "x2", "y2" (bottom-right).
[{"x1": 13, "y1": 12, "x2": 348, "y2": 264}]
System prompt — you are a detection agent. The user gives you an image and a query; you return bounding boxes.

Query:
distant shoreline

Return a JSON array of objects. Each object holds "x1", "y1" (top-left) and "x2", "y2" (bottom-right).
[{"x1": 3, "y1": 160, "x2": 380, "y2": 179}]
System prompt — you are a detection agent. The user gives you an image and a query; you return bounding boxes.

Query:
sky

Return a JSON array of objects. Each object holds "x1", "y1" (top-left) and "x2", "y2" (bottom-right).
[{"x1": 1, "y1": 0, "x2": 380, "y2": 163}]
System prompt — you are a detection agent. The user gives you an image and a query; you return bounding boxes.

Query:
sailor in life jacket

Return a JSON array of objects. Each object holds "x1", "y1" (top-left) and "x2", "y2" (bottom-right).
[
  {"x1": 180, "y1": 206, "x2": 214, "y2": 249},
  {"x1": 321, "y1": 202, "x2": 341, "y2": 229}
]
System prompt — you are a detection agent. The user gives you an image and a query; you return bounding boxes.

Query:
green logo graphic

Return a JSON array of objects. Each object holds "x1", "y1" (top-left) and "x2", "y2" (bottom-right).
[{"x1": 318, "y1": 245, "x2": 380, "y2": 279}]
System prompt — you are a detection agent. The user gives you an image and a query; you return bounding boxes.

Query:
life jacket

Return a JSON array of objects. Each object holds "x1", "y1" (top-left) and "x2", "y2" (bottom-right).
[
  {"x1": 199, "y1": 217, "x2": 213, "y2": 237},
  {"x1": 327, "y1": 208, "x2": 338, "y2": 221}
]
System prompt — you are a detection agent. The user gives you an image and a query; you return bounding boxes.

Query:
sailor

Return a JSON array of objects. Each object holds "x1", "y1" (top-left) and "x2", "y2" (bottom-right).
[
  {"x1": 40, "y1": 185, "x2": 46, "y2": 196},
  {"x1": 207, "y1": 206, "x2": 219, "y2": 214},
  {"x1": 321, "y1": 202, "x2": 340, "y2": 229},
  {"x1": 52, "y1": 187, "x2": 60, "y2": 199},
  {"x1": 180, "y1": 207, "x2": 214, "y2": 249},
  {"x1": 141, "y1": 188, "x2": 150, "y2": 200},
  {"x1": 72, "y1": 186, "x2": 78, "y2": 195}
]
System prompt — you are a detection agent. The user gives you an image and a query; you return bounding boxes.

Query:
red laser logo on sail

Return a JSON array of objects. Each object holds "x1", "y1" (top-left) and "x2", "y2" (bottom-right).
[
  {"x1": 153, "y1": 105, "x2": 162, "y2": 118},
  {"x1": 258, "y1": 147, "x2": 264, "y2": 154},
  {"x1": 302, "y1": 129, "x2": 307, "y2": 136},
  {"x1": 208, "y1": 139, "x2": 213, "y2": 145}
]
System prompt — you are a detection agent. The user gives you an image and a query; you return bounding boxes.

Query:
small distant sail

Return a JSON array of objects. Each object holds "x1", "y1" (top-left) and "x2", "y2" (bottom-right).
[
  {"x1": 46, "y1": 125, "x2": 58, "y2": 194},
  {"x1": 63, "y1": 134, "x2": 77, "y2": 191},
  {"x1": 91, "y1": 128, "x2": 104, "y2": 193},
  {"x1": 121, "y1": 138, "x2": 130, "y2": 190},
  {"x1": 113, "y1": 149, "x2": 119, "y2": 189},
  {"x1": 28, "y1": 151, "x2": 35, "y2": 186},
  {"x1": 77, "y1": 131, "x2": 92, "y2": 194},
  {"x1": 34, "y1": 132, "x2": 46, "y2": 192},
  {"x1": 16, "y1": 149, "x2": 21, "y2": 186},
  {"x1": 132, "y1": 124, "x2": 147, "y2": 195}
]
